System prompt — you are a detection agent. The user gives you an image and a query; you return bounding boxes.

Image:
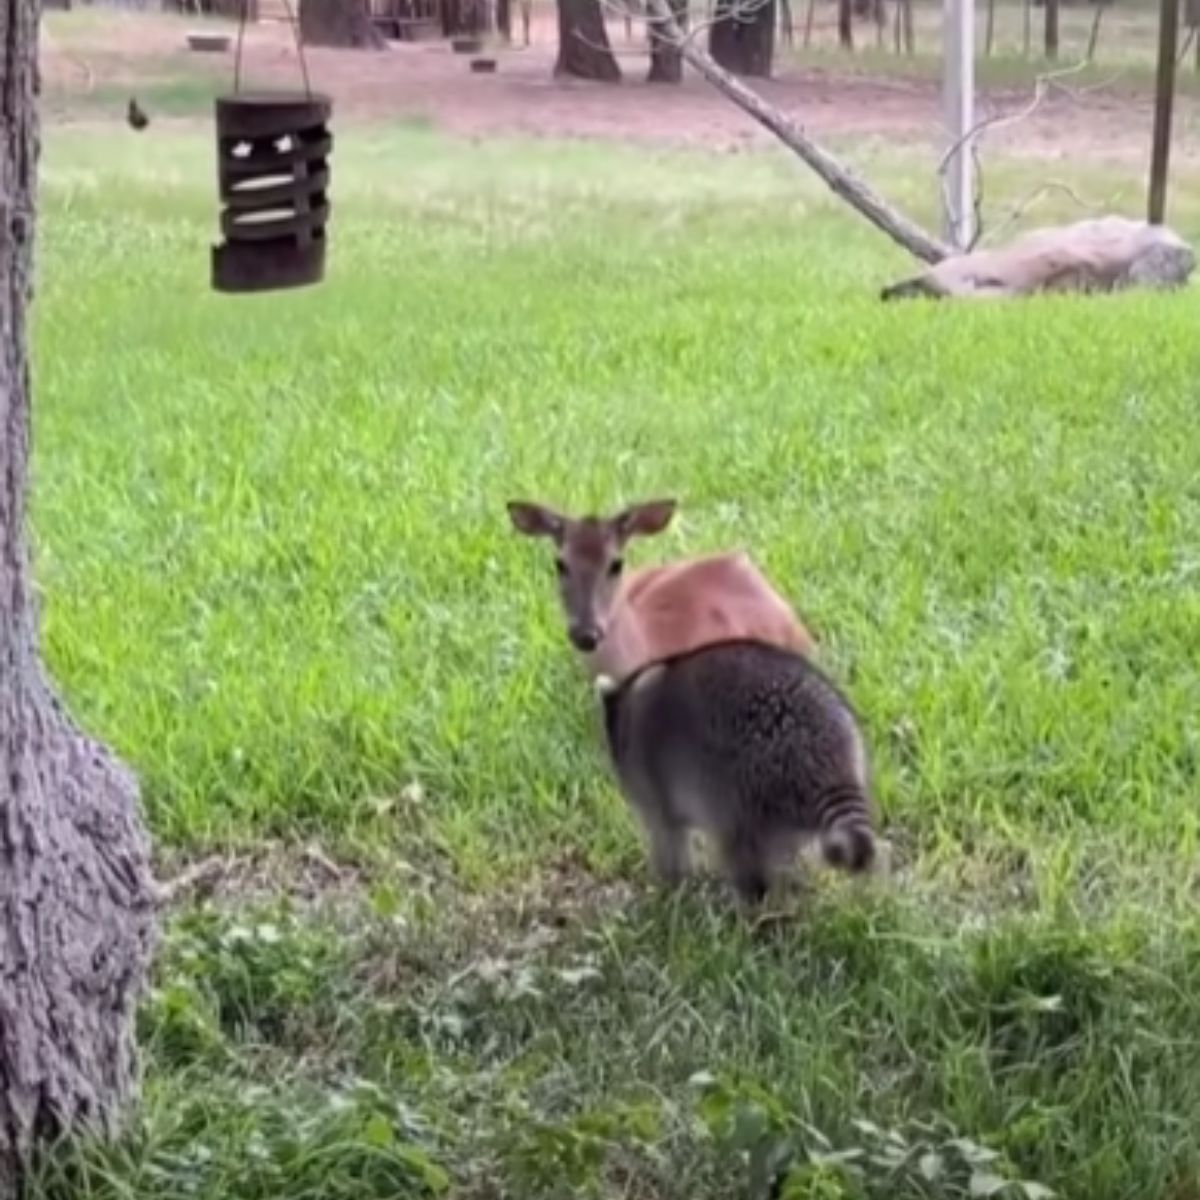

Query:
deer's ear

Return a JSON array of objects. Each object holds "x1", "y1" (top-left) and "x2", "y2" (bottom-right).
[
  {"x1": 616, "y1": 499, "x2": 677, "y2": 542},
  {"x1": 507, "y1": 501, "x2": 566, "y2": 541}
]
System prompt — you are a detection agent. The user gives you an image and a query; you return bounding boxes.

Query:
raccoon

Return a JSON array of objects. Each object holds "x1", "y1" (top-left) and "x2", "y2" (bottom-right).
[{"x1": 596, "y1": 639, "x2": 877, "y2": 905}]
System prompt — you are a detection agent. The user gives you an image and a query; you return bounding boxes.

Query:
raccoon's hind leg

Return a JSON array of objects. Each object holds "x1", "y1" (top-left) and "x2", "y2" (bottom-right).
[
  {"x1": 718, "y1": 828, "x2": 771, "y2": 907},
  {"x1": 641, "y1": 807, "x2": 691, "y2": 888}
]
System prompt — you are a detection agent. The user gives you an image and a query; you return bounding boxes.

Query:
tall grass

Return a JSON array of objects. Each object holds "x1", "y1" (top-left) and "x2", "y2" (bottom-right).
[{"x1": 25, "y1": 124, "x2": 1200, "y2": 1199}]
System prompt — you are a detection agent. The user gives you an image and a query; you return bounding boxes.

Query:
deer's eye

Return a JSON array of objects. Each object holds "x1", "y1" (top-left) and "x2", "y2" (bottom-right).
[
  {"x1": 608, "y1": 558, "x2": 624, "y2": 578},
  {"x1": 554, "y1": 558, "x2": 568, "y2": 578}
]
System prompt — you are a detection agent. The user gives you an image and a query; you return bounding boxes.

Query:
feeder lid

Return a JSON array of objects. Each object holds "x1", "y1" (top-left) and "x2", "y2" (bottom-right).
[{"x1": 215, "y1": 91, "x2": 333, "y2": 139}]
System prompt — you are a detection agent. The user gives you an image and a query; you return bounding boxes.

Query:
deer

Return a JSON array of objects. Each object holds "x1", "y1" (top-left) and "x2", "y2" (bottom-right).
[{"x1": 504, "y1": 498, "x2": 816, "y2": 684}]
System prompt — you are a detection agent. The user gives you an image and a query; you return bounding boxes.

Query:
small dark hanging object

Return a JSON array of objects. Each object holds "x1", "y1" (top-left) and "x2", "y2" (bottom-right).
[
  {"x1": 211, "y1": 0, "x2": 332, "y2": 294},
  {"x1": 127, "y1": 97, "x2": 149, "y2": 131},
  {"x1": 211, "y1": 91, "x2": 333, "y2": 294}
]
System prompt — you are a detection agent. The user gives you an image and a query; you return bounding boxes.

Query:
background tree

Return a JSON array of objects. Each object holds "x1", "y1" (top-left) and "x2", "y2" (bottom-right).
[
  {"x1": 299, "y1": 0, "x2": 386, "y2": 48},
  {"x1": 555, "y1": 0, "x2": 622, "y2": 80},
  {"x1": 442, "y1": 0, "x2": 493, "y2": 36},
  {"x1": 1044, "y1": 0, "x2": 1059, "y2": 57},
  {"x1": 648, "y1": 0, "x2": 688, "y2": 80},
  {"x1": 709, "y1": 0, "x2": 778, "y2": 76},
  {"x1": 838, "y1": 0, "x2": 854, "y2": 47},
  {"x1": 0, "y1": 0, "x2": 158, "y2": 1190}
]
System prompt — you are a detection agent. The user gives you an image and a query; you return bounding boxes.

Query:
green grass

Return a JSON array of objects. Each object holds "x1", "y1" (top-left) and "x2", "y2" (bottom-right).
[{"x1": 24, "y1": 116, "x2": 1200, "y2": 1200}]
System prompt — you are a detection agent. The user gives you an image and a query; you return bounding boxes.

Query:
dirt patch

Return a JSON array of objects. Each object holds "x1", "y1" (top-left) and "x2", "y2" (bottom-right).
[{"x1": 41, "y1": 9, "x2": 1194, "y2": 164}]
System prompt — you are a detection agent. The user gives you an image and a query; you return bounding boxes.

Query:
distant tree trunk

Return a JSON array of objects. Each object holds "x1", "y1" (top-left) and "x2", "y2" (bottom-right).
[
  {"x1": 838, "y1": 0, "x2": 853, "y2": 47},
  {"x1": 300, "y1": 0, "x2": 386, "y2": 46},
  {"x1": 442, "y1": 0, "x2": 493, "y2": 34},
  {"x1": 804, "y1": 0, "x2": 816, "y2": 44},
  {"x1": 985, "y1": 0, "x2": 996, "y2": 53},
  {"x1": 901, "y1": 0, "x2": 913, "y2": 50},
  {"x1": 648, "y1": 0, "x2": 688, "y2": 80},
  {"x1": 780, "y1": 0, "x2": 794, "y2": 44},
  {"x1": 1188, "y1": 0, "x2": 1200, "y2": 68},
  {"x1": 710, "y1": 0, "x2": 777, "y2": 73},
  {"x1": 496, "y1": 0, "x2": 510, "y2": 38},
  {"x1": 555, "y1": 0, "x2": 622, "y2": 78},
  {"x1": 208, "y1": 0, "x2": 256, "y2": 17},
  {"x1": 1044, "y1": 0, "x2": 1058, "y2": 57},
  {"x1": 852, "y1": 0, "x2": 868, "y2": 15},
  {"x1": 0, "y1": 0, "x2": 158, "y2": 1190}
]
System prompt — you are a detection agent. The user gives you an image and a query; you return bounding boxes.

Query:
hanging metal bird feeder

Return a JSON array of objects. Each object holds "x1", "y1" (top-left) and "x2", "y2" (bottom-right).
[{"x1": 211, "y1": 5, "x2": 334, "y2": 293}]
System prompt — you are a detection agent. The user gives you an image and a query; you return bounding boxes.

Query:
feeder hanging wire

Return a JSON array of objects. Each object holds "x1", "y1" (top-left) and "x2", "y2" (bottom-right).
[{"x1": 233, "y1": 0, "x2": 313, "y2": 98}]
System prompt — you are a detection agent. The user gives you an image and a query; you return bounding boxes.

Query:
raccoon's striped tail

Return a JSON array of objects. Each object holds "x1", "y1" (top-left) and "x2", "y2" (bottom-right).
[{"x1": 816, "y1": 784, "x2": 877, "y2": 873}]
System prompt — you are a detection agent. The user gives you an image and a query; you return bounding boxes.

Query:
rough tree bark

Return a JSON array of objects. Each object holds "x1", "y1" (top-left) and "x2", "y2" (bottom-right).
[
  {"x1": 709, "y1": 0, "x2": 777, "y2": 77},
  {"x1": 647, "y1": 0, "x2": 688, "y2": 81},
  {"x1": 299, "y1": 0, "x2": 386, "y2": 48},
  {"x1": 555, "y1": 0, "x2": 622, "y2": 80},
  {"x1": 0, "y1": 0, "x2": 158, "y2": 1189}
]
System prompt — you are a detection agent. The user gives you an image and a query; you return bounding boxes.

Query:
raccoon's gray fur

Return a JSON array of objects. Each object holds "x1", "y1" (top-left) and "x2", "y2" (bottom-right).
[{"x1": 597, "y1": 639, "x2": 877, "y2": 905}]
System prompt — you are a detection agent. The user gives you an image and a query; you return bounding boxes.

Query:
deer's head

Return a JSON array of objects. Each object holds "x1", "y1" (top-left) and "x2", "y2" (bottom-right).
[{"x1": 507, "y1": 498, "x2": 677, "y2": 652}]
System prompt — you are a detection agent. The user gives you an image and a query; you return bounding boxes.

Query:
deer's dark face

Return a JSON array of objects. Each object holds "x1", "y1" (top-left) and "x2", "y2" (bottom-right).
[{"x1": 507, "y1": 499, "x2": 677, "y2": 653}]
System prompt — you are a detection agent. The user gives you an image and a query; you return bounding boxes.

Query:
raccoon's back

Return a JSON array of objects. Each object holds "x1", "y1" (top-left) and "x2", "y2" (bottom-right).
[
  {"x1": 601, "y1": 640, "x2": 876, "y2": 870},
  {"x1": 657, "y1": 640, "x2": 858, "y2": 747}
]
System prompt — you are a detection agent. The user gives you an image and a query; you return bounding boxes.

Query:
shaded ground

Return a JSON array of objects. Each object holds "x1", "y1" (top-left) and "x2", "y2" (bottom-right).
[{"x1": 40, "y1": 8, "x2": 1200, "y2": 164}]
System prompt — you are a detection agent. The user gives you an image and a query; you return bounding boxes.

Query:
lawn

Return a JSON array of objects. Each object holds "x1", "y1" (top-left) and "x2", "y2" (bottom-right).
[{"x1": 24, "y1": 115, "x2": 1200, "y2": 1199}]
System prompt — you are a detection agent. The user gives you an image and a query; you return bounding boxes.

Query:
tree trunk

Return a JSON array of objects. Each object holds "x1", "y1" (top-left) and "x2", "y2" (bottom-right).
[
  {"x1": 709, "y1": 0, "x2": 777, "y2": 76},
  {"x1": 442, "y1": 0, "x2": 493, "y2": 36},
  {"x1": 780, "y1": 0, "x2": 794, "y2": 45},
  {"x1": 648, "y1": 0, "x2": 687, "y2": 80},
  {"x1": 299, "y1": 0, "x2": 386, "y2": 48},
  {"x1": 496, "y1": 0, "x2": 510, "y2": 38},
  {"x1": 838, "y1": 0, "x2": 854, "y2": 48},
  {"x1": 1044, "y1": 0, "x2": 1058, "y2": 57},
  {"x1": 0, "y1": 0, "x2": 158, "y2": 1189},
  {"x1": 555, "y1": 0, "x2": 622, "y2": 80},
  {"x1": 208, "y1": 0, "x2": 256, "y2": 17},
  {"x1": 985, "y1": 0, "x2": 996, "y2": 54}
]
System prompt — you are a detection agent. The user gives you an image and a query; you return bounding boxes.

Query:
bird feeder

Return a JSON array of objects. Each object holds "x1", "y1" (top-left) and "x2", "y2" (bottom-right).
[{"x1": 211, "y1": 92, "x2": 333, "y2": 294}]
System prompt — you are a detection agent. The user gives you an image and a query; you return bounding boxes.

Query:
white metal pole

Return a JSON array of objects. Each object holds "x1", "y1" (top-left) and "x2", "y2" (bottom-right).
[{"x1": 942, "y1": 0, "x2": 976, "y2": 250}]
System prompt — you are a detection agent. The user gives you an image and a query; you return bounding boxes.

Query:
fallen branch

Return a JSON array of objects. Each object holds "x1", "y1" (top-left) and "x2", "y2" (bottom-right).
[
  {"x1": 155, "y1": 855, "x2": 229, "y2": 906},
  {"x1": 881, "y1": 216, "x2": 1194, "y2": 301},
  {"x1": 643, "y1": 0, "x2": 951, "y2": 264}
]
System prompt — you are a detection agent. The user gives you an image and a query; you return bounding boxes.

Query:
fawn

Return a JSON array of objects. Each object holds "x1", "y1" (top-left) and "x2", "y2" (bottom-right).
[{"x1": 505, "y1": 498, "x2": 815, "y2": 683}]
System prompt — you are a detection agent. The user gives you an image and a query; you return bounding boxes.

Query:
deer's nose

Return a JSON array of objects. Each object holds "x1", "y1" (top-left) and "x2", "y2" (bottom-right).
[{"x1": 569, "y1": 625, "x2": 602, "y2": 652}]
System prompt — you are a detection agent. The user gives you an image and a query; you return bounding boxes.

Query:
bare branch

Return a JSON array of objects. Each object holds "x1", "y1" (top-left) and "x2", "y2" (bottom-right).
[
  {"x1": 642, "y1": 0, "x2": 951, "y2": 263},
  {"x1": 935, "y1": 54, "x2": 1115, "y2": 249},
  {"x1": 980, "y1": 179, "x2": 1118, "y2": 248},
  {"x1": 155, "y1": 855, "x2": 229, "y2": 906},
  {"x1": 936, "y1": 56, "x2": 1090, "y2": 184}
]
